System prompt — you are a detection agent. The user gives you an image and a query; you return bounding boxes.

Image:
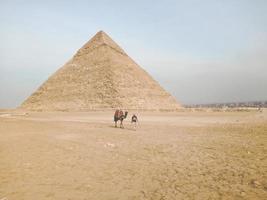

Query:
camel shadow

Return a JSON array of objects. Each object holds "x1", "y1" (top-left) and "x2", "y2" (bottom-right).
[{"x1": 108, "y1": 125, "x2": 136, "y2": 132}]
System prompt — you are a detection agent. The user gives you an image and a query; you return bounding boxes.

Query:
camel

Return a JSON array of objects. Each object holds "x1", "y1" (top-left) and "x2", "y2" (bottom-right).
[{"x1": 114, "y1": 110, "x2": 128, "y2": 128}]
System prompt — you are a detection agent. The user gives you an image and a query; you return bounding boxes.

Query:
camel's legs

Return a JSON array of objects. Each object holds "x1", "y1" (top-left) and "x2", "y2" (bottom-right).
[
  {"x1": 115, "y1": 121, "x2": 117, "y2": 128},
  {"x1": 120, "y1": 120, "x2": 124, "y2": 128}
]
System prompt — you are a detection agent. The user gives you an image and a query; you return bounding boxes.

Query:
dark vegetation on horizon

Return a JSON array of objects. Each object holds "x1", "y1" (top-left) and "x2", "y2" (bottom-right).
[{"x1": 185, "y1": 101, "x2": 267, "y2": 108}]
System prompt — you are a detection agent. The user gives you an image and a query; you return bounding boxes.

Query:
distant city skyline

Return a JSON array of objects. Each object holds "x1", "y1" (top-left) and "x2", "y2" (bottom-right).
[{"x1": 1, "y1": 0, "x2": 267, "y2": 108}]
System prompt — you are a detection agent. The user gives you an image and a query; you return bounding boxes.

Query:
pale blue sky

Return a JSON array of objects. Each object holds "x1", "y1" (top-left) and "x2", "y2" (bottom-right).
[{"x1": 0, "y1": 0, "x2": 267, "y2": 108}]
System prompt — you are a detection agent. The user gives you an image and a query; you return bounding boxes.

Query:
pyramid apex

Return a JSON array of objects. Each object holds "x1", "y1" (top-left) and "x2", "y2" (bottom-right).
[
  {"x1": 95, "y1": 30, "x2": 109, "y2": 40},
  {"x1": 96, "y1": 30, "x2": 106, "y2": 35},
  {"x1": 78, "y1": 30, "x2": 126, "y2": 55}
]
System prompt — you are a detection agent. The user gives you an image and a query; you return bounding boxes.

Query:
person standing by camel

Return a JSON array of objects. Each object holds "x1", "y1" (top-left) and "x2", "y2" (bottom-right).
[{"x1": 131, "y1": 114, "x2": 138, "y2": 130}]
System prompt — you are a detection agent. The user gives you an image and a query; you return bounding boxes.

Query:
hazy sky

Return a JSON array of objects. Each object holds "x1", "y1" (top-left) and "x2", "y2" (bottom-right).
[{"x1": 0, "y1": 0, "x2": 267, "y2": 108}]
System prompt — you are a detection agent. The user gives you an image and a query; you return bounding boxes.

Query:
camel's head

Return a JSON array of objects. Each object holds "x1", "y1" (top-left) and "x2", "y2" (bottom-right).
[{"x1": 124, "y1": 111, "x2": 128, "y2": 119}]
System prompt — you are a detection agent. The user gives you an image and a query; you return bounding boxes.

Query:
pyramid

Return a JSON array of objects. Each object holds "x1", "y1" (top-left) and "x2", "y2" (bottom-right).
[{"x1": 20, "y1": 31, "x2": 180, "y2": 111}]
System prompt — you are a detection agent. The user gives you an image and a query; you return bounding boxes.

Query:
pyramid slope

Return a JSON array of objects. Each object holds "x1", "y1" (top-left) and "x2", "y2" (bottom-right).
[{"x1": 21, "y1": 31, "x2": 181, "y2": 111}]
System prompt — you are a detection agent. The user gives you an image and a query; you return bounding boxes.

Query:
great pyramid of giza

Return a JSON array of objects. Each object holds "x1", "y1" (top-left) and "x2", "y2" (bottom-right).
[{"x1": 20, "y1": 31, "x2": 180, "y2": 111}]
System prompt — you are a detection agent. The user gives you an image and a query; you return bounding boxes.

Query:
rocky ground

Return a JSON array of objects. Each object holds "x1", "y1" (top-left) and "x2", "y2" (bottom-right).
[{"x1": 0, "y1": 110, "x2": 266, "y2": 200}]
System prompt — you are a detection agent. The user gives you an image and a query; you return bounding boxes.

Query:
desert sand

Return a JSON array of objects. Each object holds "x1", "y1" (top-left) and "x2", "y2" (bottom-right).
[{"x1": 0, "y1": 109, "x2": 266, "y2": 200}]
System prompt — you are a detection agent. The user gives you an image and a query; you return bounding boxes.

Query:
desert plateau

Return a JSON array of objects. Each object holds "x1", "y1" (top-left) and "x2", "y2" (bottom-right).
[{"x1": 1, "y1": 109, "x2": 266, "y2": 200}]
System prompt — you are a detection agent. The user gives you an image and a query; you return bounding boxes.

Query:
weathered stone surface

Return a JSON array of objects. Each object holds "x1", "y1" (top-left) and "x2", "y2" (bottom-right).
[{"x1": 20, "y1": 31, "x2": 180, "y2": 111}]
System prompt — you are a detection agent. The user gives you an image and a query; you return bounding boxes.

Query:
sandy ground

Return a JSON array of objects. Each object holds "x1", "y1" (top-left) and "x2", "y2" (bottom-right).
[{"x1": 0, "y1": 110, "x2": 266, "y2": 200}]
